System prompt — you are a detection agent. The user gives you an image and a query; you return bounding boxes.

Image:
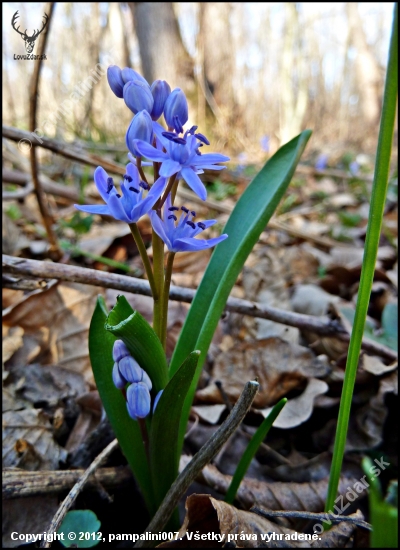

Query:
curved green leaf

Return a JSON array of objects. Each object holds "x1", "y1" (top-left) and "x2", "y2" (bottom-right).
[
  {"x1": 89, "y1": 296, "x2": 154, "y2": 513},
  {"x1": 150, "y1": 351, "x2": 199, "y2": 509},
  {"x1": 105, "y1": 295, "x2": 168, "y2": 392},
  {"x1": 169, "y1": 130, "x2": 312, "y2": 447},
  {"x1": 225, "y1": 398, "x2": 287, "y2": 504}
]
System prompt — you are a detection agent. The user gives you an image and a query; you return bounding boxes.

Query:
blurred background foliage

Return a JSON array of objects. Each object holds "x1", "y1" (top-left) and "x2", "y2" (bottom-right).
[{"x1": 2, "y1": 2, "x2": 396, "y2": 162}]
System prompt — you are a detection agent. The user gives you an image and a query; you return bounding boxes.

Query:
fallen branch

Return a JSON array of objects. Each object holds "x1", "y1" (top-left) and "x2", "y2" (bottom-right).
[
  {"x1": 2, "y1": 466, "x2": 131, "y2": 499},
  {"x1": 40, "y1": 438, "x2": 118, "y2": 548},
  {"x1": 2, "y1": 254, "x2": 397, "y2": 362}
]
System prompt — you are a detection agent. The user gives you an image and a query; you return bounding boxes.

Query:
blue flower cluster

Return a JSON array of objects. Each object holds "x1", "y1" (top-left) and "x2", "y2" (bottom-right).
[{"x1": 112, "y1": 339, "x2": 162, "y2": 420}]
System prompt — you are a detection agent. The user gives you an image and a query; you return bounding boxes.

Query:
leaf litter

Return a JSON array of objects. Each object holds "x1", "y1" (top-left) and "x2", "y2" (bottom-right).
[{"x1": 2, "y1": 161, "x2": 397, "y2": 547}]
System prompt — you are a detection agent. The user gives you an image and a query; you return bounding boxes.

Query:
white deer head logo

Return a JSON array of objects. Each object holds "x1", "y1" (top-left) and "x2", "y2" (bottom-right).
[{"x1": 12, "y1": 11, "x2": 49, "y2": 54}]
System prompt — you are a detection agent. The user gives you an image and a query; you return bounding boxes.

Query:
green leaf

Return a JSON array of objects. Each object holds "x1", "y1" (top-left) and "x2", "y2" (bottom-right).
[
  {"x1": 362, "y1": 457, "x2": 398, "y2": 548},
  {"x1": 58, "y1": 510, "x2": 100, "y2": 548},
  {"x1": 150, "y1": 351, "x2": 200, "y2": 510},
  {"x1": 89, "y1": 296, "x2": 154, "y2": 513},
  {"x1": 169, "y1": 130, "x2": 312, "y2": 448},
  {"x1": 105, "y1": 295, "x2": 168, "y2": 393},
  {"x1": 225, "y1": 398, "x2": 287, "y2": 504}
]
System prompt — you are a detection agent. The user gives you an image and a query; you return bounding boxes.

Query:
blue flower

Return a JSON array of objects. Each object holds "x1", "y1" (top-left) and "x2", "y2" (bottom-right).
[
  {"x1": 107, "y1": 66, "x2": 125, "y2": 98},
  {"x1": 133, "y1": 126, "x2": 229, "y2": 200},
  {"x1": 150, "y1": 194, "x2": 228, "y2": 253},
  {"x1": 121, "y1": 67, "x2": 149, "y2": 86},
  {"x1": 126, "y1": 382, "x2": 151, "y2": 419},
  {"x1": 126, "y1": 111, "x2": 154, "y2": 157},
  {"x1": 164, "y1": 88, "x2": 188, "y2": 132},
  {"x1": 74, "y1": 164, "x2": 165, "y2": 223},
  {"x1": 123, "y1": 80, "x2": 154, "y2": 115},
  {"x1": 150, "y1": 80, "x2": 171, "y2": 120},
  {"x1": 315, "y1": 154, "x2": 328, "y2": 171}
]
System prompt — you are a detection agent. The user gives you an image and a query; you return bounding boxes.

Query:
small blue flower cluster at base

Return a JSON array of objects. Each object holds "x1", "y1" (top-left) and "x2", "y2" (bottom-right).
[{"x1": 112, "y1": 340, "x2": 162, "y2": 420}]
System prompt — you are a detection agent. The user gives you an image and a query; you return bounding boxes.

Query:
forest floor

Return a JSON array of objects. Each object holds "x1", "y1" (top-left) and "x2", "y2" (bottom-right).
[{"x1": 2, "y1": 141, "x2": 398, "y2": 548}]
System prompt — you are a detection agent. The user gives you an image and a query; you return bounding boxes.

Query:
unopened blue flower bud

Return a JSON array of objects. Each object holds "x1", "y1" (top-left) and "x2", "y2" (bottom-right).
[
  {"x1": 153, "y1": 390, "x2": 163, "y2": 413},
  {"x1": 126, "y1": 382, "x2": 151, "y2": 420},
  {"x1": 121, "y1": 67, "x2": 149, "y2": 86},
  {"x1": 164, "y1": 88, "x2": 188, "y2": 132},
  {"x1": 112, "y1": 339, "x2": 130, "y2": 362},
  {"x1": 107, "y1": 66, "x2": 124, "y2": 98},
  {"x1": 140, "y1": 370, "x2": 152, "y2": 391},
  {"x1": 150, "y1": 80, "x2": 171, "y2": 120},
  {"x1": 112, "y1": 362, "x2": 126, "y2": 389},
  {"x1": 123, "y1": 80, "x2": 154, "y2": 115},
  {"x1": 126, "y1": 111, "x2": 154, "y2": 157},
  {"x1": 119, "y1": 355, "x2": 143, "y2": 384}
]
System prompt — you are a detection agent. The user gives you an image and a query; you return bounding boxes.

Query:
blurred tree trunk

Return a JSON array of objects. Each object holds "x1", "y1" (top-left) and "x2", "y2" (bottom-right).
[
  {"x1": 199, "y1": 3, "x2": 235, "y2": 117},
  {"x1": 345, "y1": 2, "x2": 382, "y2": 127},
  {"x1": 279, "y1": 3, "x2": 308, "y2": 145},
  {"x1": 129, "y1": 2, "x2": 193, "y2": 89}
]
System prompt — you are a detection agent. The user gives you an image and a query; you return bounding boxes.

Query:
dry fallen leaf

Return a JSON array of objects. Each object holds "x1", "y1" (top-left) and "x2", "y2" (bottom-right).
[
  {"x1": 158, "y1": 494, "x2": 362, "y2": 548},
  {"x1": 259, "y1": 378, "x2": 328, "y2": 428},
  {"x1": 3, "y1": 408, "x2": 67, "y2": 470},
  {"x1": 3, "y1": 281, "x2": 104, "y2": 384},
  {"x1": 196, "y1": 337, "x2": 329, "y2": 409},
  {"x1": 197, "y1": 463, "x2": 361, "y2": 513}
]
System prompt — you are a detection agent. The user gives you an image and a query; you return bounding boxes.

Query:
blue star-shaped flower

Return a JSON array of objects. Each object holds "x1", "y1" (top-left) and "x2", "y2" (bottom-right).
[
  {"x1": 133, "y1": 124, "x2": 229, "y2": 201},
  {"x1": 74, "y1": 163, "x2": 165, "y2": 224},
  {"x1": 150, "y1": 194, "x2": 228, "y2": 253}
]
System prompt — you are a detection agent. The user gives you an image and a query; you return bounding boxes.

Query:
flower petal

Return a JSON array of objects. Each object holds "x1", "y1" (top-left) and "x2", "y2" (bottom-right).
[
  {"x1": 134, "y1": 140, "x2": 169, "y2": 162},
  {"x1": 126, "y1": 382, "x2": 151, "y2": 419},
  {"x1": 112, "y1": 363, "x2": 127, "y2": 389},
  {"x1": 173, "y1": 234, "x2": 228, "y2": 252},
  {"x1": 74, "y1": 204, "x2": 111, "y2": 215},
  {"x1": 190, "y1": 153, "x2": 230, "y2": 165},
  {"x1": 107, "y1": 193, "x2": 132, "y2": 222},
  {"x1": 94, "y1": 166, "x2": 111, "y2": 202},
  {"x1": 119, "y1": 356, "x2": 143, "y2": 383},
  {"x1": 159, "y1": 159, "x2": 181, "y2": 178},
  {"x1": 180, "y1": 167, "x2": 207, "y2": 200},
  {"x1": 149, "y1": 210, "x2": 173, "y2": 250},
  {"x1": 130, "y1": 176, "x2": 166, "y2": 221}
]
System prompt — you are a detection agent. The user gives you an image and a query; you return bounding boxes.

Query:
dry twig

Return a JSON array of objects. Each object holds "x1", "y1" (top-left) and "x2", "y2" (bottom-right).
[
  {"x1": 40, "y1": 438, "x2": 118, "y2": 548},
  {"x1": 2, "y1": 254, "x2": 397, "y2": 362}
]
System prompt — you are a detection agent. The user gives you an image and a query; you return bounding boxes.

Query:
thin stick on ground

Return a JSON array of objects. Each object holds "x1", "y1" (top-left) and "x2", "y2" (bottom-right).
[
  {"x1": 2, "y1": 254, "x2": 397, "y2": 362},
  {"x1": 251, "y1": 506, "x2": 372, "y2": 531},
  {"x1": 134, "y1": 380, "x2": 259, "y2": 548},
  {"x1": 39, "y1": 439, "x2": 118, "y2": 548}
]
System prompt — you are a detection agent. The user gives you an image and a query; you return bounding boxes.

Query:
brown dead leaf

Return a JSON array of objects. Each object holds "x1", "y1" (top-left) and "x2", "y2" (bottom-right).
[
  {"x1": 3, "y1": 408, "x2": 67, "y2": 469},
  {"x1": 196, "y1": 338, "x2": 329, "y2": 408},
  {"x1": 361, "y1": 354, "x2": 397, "y2": 376},
  {"x1": 192, "y1": 405, "x2": 226, "y2": 425},
  {"x1": 198, "y1": 463, "x2": 361, "y2": 513},
  {"x1": 159, "y1": 495, "x2": 362, "y2": 548},
  {"x1": 3, "y1": 281, "x2": 104, "y2": 384},
  {"x1": 2, "y1": 326, "x2": 24, "y2": 364},
  {"x1": 260, "y1": 378, "x2": 328, "y2": 429}
]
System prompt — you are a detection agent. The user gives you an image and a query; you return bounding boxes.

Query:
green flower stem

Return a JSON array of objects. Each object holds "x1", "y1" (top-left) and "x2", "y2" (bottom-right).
[
  {"x1": 160, "y1": 252, "x2": 175, "y2": 350},
  {"x1": 136, "y1": 157, "x2": 149, "y2": 185},
  {"x1": 129, "y1": 223, "x2": 158, "y2": 300},
  {"x1": 325, "y1": 2, "x2": 398, "y2": 518},
  {"x1": 138, "y1": 418, "x2": 150, "y2": 464},
  {"x1": 152, "y1": 230, "x2": 165, "y2": 339}
]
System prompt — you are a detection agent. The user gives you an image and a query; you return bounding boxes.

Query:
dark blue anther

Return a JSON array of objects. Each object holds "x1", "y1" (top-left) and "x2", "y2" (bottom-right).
[
  {"x1": 195, "y1": 133, "x2": 210, "y2": 145},
  {"x1": 139, "y1": 181, "x2": 150, "y2": 190},
  {"x1": 186, "y1": 221, "x2": 196, "y2": 229},
  {"x1": 181, "y1": 206, "x2": 189, "y2": 213},
  {"x1": 129, "y1": 187, "x2": 139, "y2": 194},
  {"x1": 106, "y1": 177, "x2": 114, "y2": 194},
  {"x1": 116, "y1": 193, "x2": 121, "y2": 198},
  {"x1": 190, "y1": 210, "x2": 196, "y2": 217},
  {"x1": 125, "y1": 175, "x2": 133, "y2": 183},
  {"x1": 172, "y1": 137, "x2": 187, "y2": 145},
  {"x1": 168, "y1": 206, "x2": 180, "y2": 211},
  {"x1": 168, "y1": 214, "x2": 177, "y2": 221},
  {"x1": 162, "y1": 131, "x2": 177, "y2": 141},
  {"x1": 197, "y1": 222, "x2": 206, "y2": 230}
]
